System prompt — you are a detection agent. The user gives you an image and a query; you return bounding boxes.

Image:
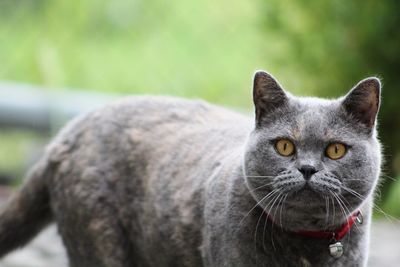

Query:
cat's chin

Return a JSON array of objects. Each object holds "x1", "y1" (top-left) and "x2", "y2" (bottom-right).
[
  {"x1": 281, "y1": 188, "x2": 326, "y2": 211},
  {"x1": 284, "y1": 182, "x2": 340, "y2": 200},
  {"x1": 282, "y1": 184, "x2": 327, "y2": 203},
  {"x1": 266, "y1": 188, "x2": 351, "y2": 232}
]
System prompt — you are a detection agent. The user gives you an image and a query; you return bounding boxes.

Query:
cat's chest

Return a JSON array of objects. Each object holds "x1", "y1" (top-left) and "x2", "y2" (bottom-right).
[{"x1": 211, "y1": 205, "x2": 367, "y2": 267}]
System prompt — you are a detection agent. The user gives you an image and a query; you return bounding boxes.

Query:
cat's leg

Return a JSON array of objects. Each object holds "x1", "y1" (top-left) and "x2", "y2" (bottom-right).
[
  {"x1": 57, "y1": 211, "x2": 135, "y2": 267},
  {"x1": 51, "y1": 168, "x2": 136, "y2": 267}
]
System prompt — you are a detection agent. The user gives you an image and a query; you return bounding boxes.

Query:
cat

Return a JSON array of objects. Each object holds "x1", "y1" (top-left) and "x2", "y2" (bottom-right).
[{"x1": 0, "y1": 71, "x2": 381, "y2": 267}]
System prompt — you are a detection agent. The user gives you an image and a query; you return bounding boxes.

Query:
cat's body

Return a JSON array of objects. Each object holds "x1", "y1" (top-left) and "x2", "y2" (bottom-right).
[{"x1": 0, "y1": 72, "x2": 381, "y2": 267}]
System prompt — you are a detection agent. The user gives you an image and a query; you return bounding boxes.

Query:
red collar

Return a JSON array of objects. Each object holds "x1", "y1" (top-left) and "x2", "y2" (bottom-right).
[{"x1": 266, "y1": 211, "x2": 362, "y2": 241}]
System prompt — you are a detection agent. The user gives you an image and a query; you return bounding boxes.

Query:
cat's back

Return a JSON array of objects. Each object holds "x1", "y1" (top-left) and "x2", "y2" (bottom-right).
[
  {"x1": 105, "y1": 95, "x2": 251, "y2": 130},
  {"x1": 48, "y1": 95, "x2": 251, "y2": 156},
  {"x1": 45, "y1": 95, "x2": 252, "y2": 189},
  {"x1": 45, "y1": 95, "x2": 252, "y2": 210}
]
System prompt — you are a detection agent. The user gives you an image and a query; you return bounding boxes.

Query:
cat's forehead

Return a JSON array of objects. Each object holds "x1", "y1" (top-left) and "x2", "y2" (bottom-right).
[
  {"x1": 269, "y1": 96, "x2": 359, "y2": 141},
  {"x1": 292, "y1": 96, "x2": 339, "y2": 126}
]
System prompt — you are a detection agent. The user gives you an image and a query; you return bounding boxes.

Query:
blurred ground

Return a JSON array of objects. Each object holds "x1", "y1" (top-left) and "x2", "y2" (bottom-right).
[
  {"x1": 0, "y1": 220, "x2": 398, "y2": 267},
  {"x1": 0, "y1": 226, "x2": 67, "y2": 267},
  {"x1": 369, "y1": 221, "x2": 400, "y2": 267}
]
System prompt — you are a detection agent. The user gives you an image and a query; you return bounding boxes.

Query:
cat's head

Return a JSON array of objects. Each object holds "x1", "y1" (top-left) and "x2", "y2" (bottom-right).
[{"x1": 243, "y1": 71, "x2": 382, "y2": 231}]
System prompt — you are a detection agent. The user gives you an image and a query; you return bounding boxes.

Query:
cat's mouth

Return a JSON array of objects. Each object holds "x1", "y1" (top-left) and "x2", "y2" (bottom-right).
[{"x1": 270, "y1": 171, "x2": 342, "y2": 196}]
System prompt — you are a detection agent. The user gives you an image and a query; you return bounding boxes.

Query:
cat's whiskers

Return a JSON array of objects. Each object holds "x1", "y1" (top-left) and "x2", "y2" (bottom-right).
[
  {"x1": 330, "y1": 191, "x2": 349, "y2": 233},
  {"x1": 324, "y1": 196, "x2": 330, "y2": 228},
  {"x1": 269, "y1": 193, "x2": 287, "y2": 250},
  {"x1": 248, "y1": 182, "x2": 275, "y2": 193},
  {"x1": 328, "y1": 195, "x2": 336, "y2": 227},
  {"x1": 329, "y1": 192, "x2": 343, "y2": 223},
  {"x1": 261, "y1": 192, "x2": 283, "y2": 251},
  {"x1": 252, "y1": 190, "x2": 280, "y2": 264},
  {"x1": 332, "y1": 192, "x2": 356, "y2": 235},
  {"x1": 341, "y1": 186, "x2": 400, "y2": 223},
  {"x1": 279, "y1": 194, "x2": 288, "y2": 230},
  {"x1": 335, "y1": 193, "x2": 361, "y2": 231},
  {"x1": 345, "y1": 179, "x2": 374, "y2": 182},
  {"x1": 240, "y1": 189, "x2": 280, "y2": 225},
  {"x1": 245, "y1": 175, "x2": 275, "y2": 178},
  {"x1": 381, "y1": 174, "x2": 397, "y2": 182},
  {"x1": 345, "y1": 179, "x2": 382, "y2": 201},
  {"x1": 335, "y1": 192, "x2": 353, "y2": 217}
]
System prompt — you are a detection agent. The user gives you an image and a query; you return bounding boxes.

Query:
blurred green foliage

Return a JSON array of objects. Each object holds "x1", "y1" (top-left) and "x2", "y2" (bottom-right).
[
  {"x1": 384, "y1": 178, "x2": 400, "y2": 218},
  {"x1": 0, "y1": 130, "x2": 45, "y2": 184},
  {"x1": 0, "y1": 0, "x2": 399, "y2": 215}
]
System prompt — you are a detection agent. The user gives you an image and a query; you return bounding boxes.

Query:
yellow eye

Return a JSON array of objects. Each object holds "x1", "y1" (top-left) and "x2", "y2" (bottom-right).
[
  {"x1": 275, "y1": 139, "x2": 295, "y2": 156},
  {"x1": 326, "y1": 143, "x2": 347, "y2": 160}
]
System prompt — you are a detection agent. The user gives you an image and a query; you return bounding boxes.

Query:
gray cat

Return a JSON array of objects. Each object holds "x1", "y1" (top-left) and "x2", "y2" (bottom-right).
[{"x1": 0, "y1": 71, "x2": 381, "y2": 267}]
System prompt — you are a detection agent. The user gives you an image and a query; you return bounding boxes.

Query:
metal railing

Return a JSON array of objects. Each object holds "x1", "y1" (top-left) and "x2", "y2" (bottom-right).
[{"x1": 0, "y1": 82, "x2": 115, "y2": 133}]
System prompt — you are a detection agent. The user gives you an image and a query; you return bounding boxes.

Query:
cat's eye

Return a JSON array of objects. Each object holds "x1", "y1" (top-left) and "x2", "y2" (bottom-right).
[
  {"x1": 275, "y1": 139, "x2": 295, "y2": 157},
  {"x1": 326, "y1": 143, "x2": 347, "y2": 160}
]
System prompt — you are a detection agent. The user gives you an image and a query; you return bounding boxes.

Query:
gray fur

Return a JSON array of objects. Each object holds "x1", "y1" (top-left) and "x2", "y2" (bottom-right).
[{"x1": 0, "y1": 71, "x2": 381, "y2": 267}]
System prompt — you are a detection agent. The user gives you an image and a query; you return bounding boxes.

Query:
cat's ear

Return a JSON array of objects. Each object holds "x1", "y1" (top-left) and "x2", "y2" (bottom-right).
[
  {"x1": 342, "y1": 77, "x2": 381, "y2": 129},
  {"x1": 253, "y1": 71, "x2": 288, "y2": 126}
]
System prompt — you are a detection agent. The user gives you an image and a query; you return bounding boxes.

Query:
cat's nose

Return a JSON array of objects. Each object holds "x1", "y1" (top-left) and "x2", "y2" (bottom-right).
[{"x1": 298, "y1": 165, "x2": 318, "y2": 180}]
